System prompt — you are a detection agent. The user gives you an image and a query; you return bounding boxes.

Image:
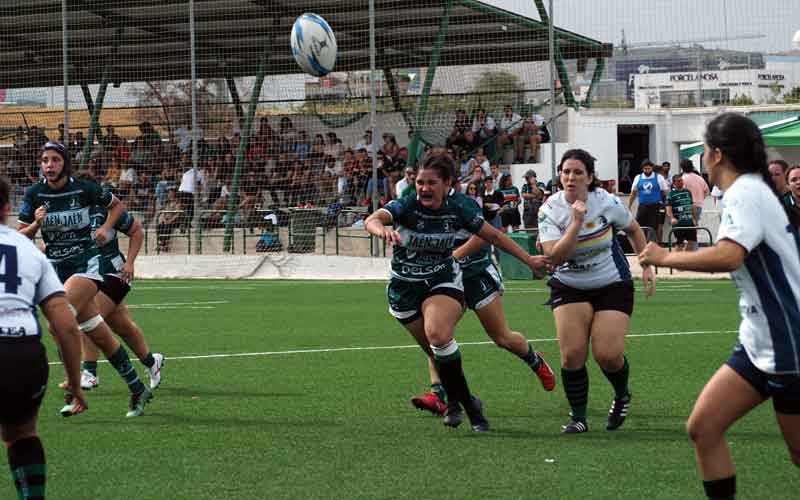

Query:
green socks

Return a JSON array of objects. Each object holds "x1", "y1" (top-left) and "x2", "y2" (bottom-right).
[
  {"x1": 82, "y1": 360, "x2": 98, "y2": 377},
  {"x1": 602, "y1": 356, "x2": 630, "y2": 400},
  {"x1": 561, "y1": 366, "x2": 589, "y2": 421},
  {"x1": 8, "y1": 437, "x2": 46, "y2": 500},
  {"x1": 108, "y1": 347, "x2": 147, "y2": 395},
  {"x1": 142, "y1": 352, "x2": 156, "y2": 369},
  {"x1": 520, "y1": 344, "x2": 541, "y2": 370},
  {"x1": 431, "y1": 383, "x2": 447, "y2": 404}
]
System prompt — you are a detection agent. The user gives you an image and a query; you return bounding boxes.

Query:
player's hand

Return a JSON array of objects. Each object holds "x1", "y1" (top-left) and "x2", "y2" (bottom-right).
[
  {"x1": 120, "y1": 261, "x2": 134, "y2": 283},
  {"x1": 60, "y1": 389, "x2": 88, "y2": 417},
  {"x1": 94, "y1": 226, "x2": 109, "y2": 245},
  {"x1": 670, "y1": 217, "x2": 678, "y2": 225},
  {"x1": 373, "y1": 225, "x2": 402, "y2": 246},
  {"x1": 571, "y1": 200, "x2": 587, "y2": 222},
  {"x1": 527, "y1": 254, "x2": 551, "y2": 271},
  {"x1": 641, "y1": 264, "x2": 656, "y2": 298},
  {"x1": 34, "y1": 206, "x2": 47, "y2": 225},
  {"x1": 638, "y1": 241, "x2": 668, "y2": 267}
]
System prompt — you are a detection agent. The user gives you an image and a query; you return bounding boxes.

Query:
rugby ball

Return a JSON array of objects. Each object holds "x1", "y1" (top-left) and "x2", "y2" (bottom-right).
[{"x1": 290, "y1": 13, "x2": 337, "y2": 77}]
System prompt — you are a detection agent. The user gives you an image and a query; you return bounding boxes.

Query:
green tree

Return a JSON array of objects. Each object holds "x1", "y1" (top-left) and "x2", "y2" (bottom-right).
[
  {"x1": 729, "y1": 94, "x2": 755, "y2": 106},
  {"x1": 785, "y1": 86, "x2": 800, "y2": 104},
  {"x1": 471, "y1": 71, "x2": 525, "y2": 114}
]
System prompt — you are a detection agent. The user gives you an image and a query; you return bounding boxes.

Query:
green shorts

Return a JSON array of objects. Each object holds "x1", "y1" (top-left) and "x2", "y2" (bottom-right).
[
  {"x1": 463, "y1": 263, "x2": 504, "y2": 310},
  {"x1": 387, "y1": 264, "x2": 464, "y2": 323},
  {"x1": 52, "y1": 248, "x2": 104, "y2": 284}
]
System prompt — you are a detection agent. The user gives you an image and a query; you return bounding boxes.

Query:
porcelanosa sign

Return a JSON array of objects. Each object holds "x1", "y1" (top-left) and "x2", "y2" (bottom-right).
[{"x1": 670, "y1": 72, "x2": 719, "y2": 82}]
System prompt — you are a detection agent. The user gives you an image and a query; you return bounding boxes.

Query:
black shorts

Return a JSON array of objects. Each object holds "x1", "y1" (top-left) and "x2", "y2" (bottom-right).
[
  {"x1": 547, "y1": 279, "x2": 634, "y2": 316},
  {"x1": 500, "y1": 208, "x2": 521, "y2": 228},
  {"x1": 0, "y1": 339, "x2": 49, "y2": 426},
  {"x1": 673, "y1": 226, "x2": 698, "y2": 244},
  {"x1": 727, "y1": 344, "x2": 800, "y2": 414},
  {"x1": 636, "y1": 203, "x2": 661, "y2": 234},
  {"x1": 99, "y1": 273, "x2": 131, "y2": 305}
]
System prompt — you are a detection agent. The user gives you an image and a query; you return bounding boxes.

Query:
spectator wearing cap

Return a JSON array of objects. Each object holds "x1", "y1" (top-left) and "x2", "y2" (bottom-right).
[
  {"x1": 521, "y1": 169, "x2": 545, "y2": 228},
  {"x1": 680, "y1": 159, "x2": 710, "y2": 222},
  {"x1": 628, "y1": 159, "x2": 669, "y2": 240}
]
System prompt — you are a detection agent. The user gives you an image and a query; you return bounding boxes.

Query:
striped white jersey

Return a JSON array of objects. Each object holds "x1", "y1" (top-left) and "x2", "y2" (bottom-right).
[
  {"x1": 718, "y1": 173, "x2": 800, "y2": 374},
  {"x1": 538, "y1": 189, "x2": 634, "y2": 290},
  {"x1": 0, "y1": 225, "x2": 64, "y2": 341}
]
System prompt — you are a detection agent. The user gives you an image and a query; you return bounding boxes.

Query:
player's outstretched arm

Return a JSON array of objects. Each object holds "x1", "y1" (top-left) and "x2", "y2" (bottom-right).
[
  {"x1": 639, "y1": 239, "x2": 745, "y2": 273},
  {"x1": 453, "y1": 234, "x2": 487, "y2": 260},
  {"x1": 475, "y1": 222, "x2": 549, "y2": 271},
  {"x1": 365, "y1": 209, "x2": 401, "y2": 246},
  {"x1": 40, "y1": 294, "x2": 88, "y2": 415}
]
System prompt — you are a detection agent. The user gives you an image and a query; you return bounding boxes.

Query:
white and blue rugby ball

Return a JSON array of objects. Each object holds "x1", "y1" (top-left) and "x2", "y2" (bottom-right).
[{"x1": 290, "y1": 13, "x2": 337, "y2": 77}]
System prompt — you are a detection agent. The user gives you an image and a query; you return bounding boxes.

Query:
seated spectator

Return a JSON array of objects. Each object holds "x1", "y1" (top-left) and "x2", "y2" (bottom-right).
[
  {"x1": 239, "y1": 170, "x2": 264, "y2": 230},
  {"x1": 521, "y1": 113, "x2": 549, "y2": 162},
  {"x1": 157, "y1": 187, "x2": 182, "y2": 252},
  {"x1": 395, "y1": 165, "x2": 416, "y2": 199},
  {"x1": 354, "y1": 130, "x2": 376, "y2": 157},
  {"x1": 447, "y1": 109, "x2": 471, "y2": 150},
  {"x1": 465, "y1": 181, "x2": 483, "y2": 207},
  {"x1": 103, "y1": 158, "x2": 122, "y2": 189},
  {"x1": 278, "y1": 117, "x2": 297, "y2": 153},
  {"x1": 119, "y1": 161, "x2": 138, "y2": 190},
  {"x1": 465, "y1": 108, "x2": 498, "y2": 159},
  {"x1": 324, "y1": 132, "x2": 342, "y2": 159},
  {"x1": 311, "y1": 133, "x2": 326, "y2": 158},
  {"x1": 497, "y1": 104, "x2": 525, "y2": 162},
  {"x1": 381, "y1": 133, "x2": 400, "y2": 159},
  {"x1": 295, "y1": 130, "x2": 311, "y2": 161},
  {"x1": 497, "y1": 174, "x2": 522, "y2": 232}
]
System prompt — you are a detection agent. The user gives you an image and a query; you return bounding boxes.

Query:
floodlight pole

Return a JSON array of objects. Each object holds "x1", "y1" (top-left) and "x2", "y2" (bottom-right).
[
  {"x1": 547, "y1": 0, "x2": 557, "y2": 185},
  {"x1": 369, "y1": 0, "x2": 379, "y2": 230},
  {"x1": 61, "y1": 0, "x2": 69, "y2": 144},
  {"x1": 407, "y1": 0, "x2": 454, "y2": 167},
  {"x1": 190, "y1": 0, "x2": 202, "y2": 253}
]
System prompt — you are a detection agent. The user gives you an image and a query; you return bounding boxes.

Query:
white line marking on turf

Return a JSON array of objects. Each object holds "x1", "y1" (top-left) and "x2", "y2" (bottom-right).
[
  {"x1": 47, "y1": 329, "x2": 736, "y2": 366},
  {"x1": 126, "y1": 300, "x2": 229, "y2": 309}
]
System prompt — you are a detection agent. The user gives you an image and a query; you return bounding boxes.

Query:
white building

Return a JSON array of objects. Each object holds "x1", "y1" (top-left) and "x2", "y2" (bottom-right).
[{"x1": 633, "y1": 64, "x2": 800, "y2": 109}]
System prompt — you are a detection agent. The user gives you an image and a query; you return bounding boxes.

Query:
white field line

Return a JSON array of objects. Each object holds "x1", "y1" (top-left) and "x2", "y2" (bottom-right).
[
  {"x1": 47, "y1": 329, "x2": 736, "y2": 366},
  {"x1": 126, "y1": 300, "x2": 229, "y2": 309}
]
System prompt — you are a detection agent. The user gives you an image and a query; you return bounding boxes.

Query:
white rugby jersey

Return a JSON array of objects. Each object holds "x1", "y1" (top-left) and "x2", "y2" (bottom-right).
[
  {"x1": 539, "y1": 189, "x2": 634, "y2": 290},
  {"x1": 717, "y1": 174, "x2": 800, "y2": 375},
  {"x1": 0, "y1": 225, "x2": 64, "y2": 341}
]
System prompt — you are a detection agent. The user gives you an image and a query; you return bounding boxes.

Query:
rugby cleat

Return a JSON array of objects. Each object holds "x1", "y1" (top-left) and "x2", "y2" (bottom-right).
[
  {"x1": 561, "y1": 419, "x2": 588, "y2": 434},
  {"x1": 80, "y1": 370, "x2": 99, "y2": 390},
  {"x1": 442, "y1": 402, "x2": 463, "y2": 428},
  {"x1": 532, "y1": 352, "x2": 556, "y2": 392},
  {"x1": 126, "y1": 389, "x2": 153, "y2": 418},
  {"x1": 464, "y1": 396, "x2": 489, "y2": 433},
  {"x1": 606, "y1": 394, "x2": 631, "y2": 431},
  {"x1": 410, "y1": 392, "x2": 446, "y2": 416},
  {"x1": 149, "y1": 353, "x2": 165, "y2": 390},
  {"x1": 60, "y1": 392, "x2": 87, "y2": 417}
]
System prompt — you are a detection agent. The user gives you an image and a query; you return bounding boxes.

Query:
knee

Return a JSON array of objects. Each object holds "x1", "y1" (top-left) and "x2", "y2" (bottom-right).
[
  {"x1": 686, "y1": 415, "x2": 721, "y2": 446},
  {"x1": 560, "y1": 348, "x2": 587, "y2": 369},
  {"x1": 594, "y1": 352, "x2": 623, "y2": 372},
  {"x1": 490, "y1": 331, "x2": 514, "y2": 351},
  {"x1": 426, "y1": 326, "x2": 454, "y2": 348}
]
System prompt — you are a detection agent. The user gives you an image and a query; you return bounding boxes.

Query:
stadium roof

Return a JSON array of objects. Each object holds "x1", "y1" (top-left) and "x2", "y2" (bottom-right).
[{"x1": 0, "y1": 0, "x2": 612, "y2": 89}]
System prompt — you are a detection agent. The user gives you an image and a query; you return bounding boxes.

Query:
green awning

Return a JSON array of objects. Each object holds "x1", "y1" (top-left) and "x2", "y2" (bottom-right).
[
  {"x1": 680, "y1": 116, "x2": 800, "y2": 159},
  {"x1": 764, "y1": 120, "x2": 800, "y2": 148}
]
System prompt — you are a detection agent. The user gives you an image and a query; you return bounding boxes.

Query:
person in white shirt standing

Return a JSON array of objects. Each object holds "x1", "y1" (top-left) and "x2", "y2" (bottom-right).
[
  {"x1": 394, "y1": 165, "x2": 416, "y2": 199},
  {"x1": 640, "y1": 113, "x2": 800, "y2": 500},
  {"x1": 177, "y1": 153, "x2": 204, "y2": 230},
  {"x1": 0, "y1": 176, "x2": 87, "y2": 500}
]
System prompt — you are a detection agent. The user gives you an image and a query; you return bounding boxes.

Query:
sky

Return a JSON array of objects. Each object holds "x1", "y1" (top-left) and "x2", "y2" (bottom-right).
[{"x1": 484, "y1": 0, "x2": 800, "y2": 53}]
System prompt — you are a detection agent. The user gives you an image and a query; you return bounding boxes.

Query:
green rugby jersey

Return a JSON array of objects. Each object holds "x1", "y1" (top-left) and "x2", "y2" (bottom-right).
[
  {"x1": 382, "y1": 191, "x2": 485, "y2": 281},
  {"x1": 19, "y1": 178, "x2": 114, "y2": 262},
  {"x1": 666, "y1": 188, "x2": 695, "y2": 226},
  {"x1": 90, "y1": 205, "x2": 135, "y2": 271},
  {"x1": 498, "y1": 186, "x2": 521, "y2": 209},
  {"x1": 452, "y1": 195, "x2": 492, "y2": 279}
]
